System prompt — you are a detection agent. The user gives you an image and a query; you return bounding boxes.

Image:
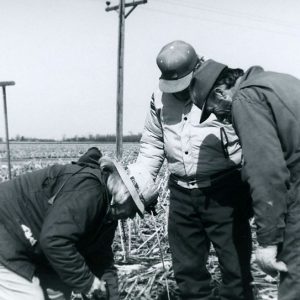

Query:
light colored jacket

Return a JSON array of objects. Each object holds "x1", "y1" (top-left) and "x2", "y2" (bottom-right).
[{"x1": 137, "y1": 91, "x2": 242, "y2": 189}]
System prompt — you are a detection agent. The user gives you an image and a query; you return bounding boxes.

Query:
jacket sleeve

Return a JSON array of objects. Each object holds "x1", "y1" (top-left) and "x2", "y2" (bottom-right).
[
  {"x1": 84, "y1": 221, "x2": 117, "y2": 278},
  {"x1": 39, "y1": 185, "x2": 107, "y2": 294},
  {"x1": 83, "y1": 221, "x2": 119, "y2": 299},
  {"x1": 232, "y1": 90, "x2": 289, "y2": 246},
  {"x1": 136, "y1": 93, "x2": 165, "y2": 180}
]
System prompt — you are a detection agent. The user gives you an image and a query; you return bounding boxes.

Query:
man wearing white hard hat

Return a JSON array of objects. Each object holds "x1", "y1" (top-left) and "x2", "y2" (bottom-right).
[
  {"x1": 0, "y1": 147, "x2": 158, "y2": 300},
  {"x1": 136, "y1": 40, "x2": 254, "y2": 300}
]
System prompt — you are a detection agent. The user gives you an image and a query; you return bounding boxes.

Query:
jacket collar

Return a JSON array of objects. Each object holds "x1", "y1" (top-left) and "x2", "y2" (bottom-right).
[{"x1": 239, "y1": 66, "x2": 264, "y2": 88}]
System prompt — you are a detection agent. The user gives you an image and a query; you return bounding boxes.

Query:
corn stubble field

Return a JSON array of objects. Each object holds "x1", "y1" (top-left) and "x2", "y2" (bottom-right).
[{"x1": 0, "y1": 143, "x2": 278, "y2": 300}]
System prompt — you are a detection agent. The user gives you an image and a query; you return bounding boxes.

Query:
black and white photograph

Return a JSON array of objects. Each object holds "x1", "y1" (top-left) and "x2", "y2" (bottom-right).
[{"x1": 0, "y1": 1, "x2": 300, "y2": 299}]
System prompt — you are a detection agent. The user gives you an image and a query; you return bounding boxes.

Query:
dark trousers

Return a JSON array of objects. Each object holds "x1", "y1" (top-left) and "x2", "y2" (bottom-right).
[
  {"x1": 168, "y1": 175, "x2": 253, "y2": 300},
  {"x1": 278, "y1": 177, "x2": 300, "y2": 300}
]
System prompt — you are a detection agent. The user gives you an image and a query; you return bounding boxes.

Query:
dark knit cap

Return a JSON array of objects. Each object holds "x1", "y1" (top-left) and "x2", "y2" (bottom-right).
[{"x1": 74, "y1": 147, "x2": 102, "y2": 168}]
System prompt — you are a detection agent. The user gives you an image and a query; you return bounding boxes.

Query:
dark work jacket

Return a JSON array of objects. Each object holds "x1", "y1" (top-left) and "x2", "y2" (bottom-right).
[
  {"x1": 0, "y1": 163, "x2": 117, "y2": 294},
  {"x1": 232, "y1": 66, "x2": 300, "y2": 245}
]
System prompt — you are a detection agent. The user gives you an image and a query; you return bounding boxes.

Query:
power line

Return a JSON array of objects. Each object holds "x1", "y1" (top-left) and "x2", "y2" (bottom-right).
[
  {"x1": 150, "y1": 0, "x2": 300, "y2": 31},
  {"x1": 140, "y1": 5, "x2": 300, "y2": 38}
]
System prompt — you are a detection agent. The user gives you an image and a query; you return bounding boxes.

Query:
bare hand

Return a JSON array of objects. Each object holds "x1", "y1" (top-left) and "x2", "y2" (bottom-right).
[{"x1": 255, "y1": 245, "x2": 288, "y2": 277}]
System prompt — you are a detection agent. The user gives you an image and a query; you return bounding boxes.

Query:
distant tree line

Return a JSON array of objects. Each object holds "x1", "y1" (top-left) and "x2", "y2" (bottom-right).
[
  {"x1": 10, "y1": 135, "x2": 56, "y2": 142},
  {"x1": 62, "y1": 133, "x2": 142, "y2": 143},
  {"x1": 7, "y1": 133, "x2": 142, "y2": 143}
]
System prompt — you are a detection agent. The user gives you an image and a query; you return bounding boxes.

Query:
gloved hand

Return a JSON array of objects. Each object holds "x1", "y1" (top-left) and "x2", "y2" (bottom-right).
[
  {"x1": 85, "y1": 277, "x2": 108, "y2": 299},
  {"x1": 255, "y1": 245, "x2": 288, "y2": 277},
  {"x1": 145, "y1": 198, "x2": 158, "y2": 216},
  {"x1": 71, "y1": 291, "x2": 84, "y2": 300}
]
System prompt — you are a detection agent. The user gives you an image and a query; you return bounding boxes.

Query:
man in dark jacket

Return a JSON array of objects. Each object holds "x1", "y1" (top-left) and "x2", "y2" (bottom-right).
[
  {"x1": 189, "y1": 60, "x2": 300, "y2": 300},
  {"x1": 0, "y1": 147, "x2": 158, "y2": 300}
]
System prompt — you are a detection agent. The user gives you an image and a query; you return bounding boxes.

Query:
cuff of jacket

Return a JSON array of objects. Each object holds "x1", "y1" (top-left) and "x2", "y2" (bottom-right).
[
  {"x1": 74, "y1": 274, "x2": 95, "y2": 295},
  {"x1": 257, "y1": 227, "x2": 284, "y2": 246}
]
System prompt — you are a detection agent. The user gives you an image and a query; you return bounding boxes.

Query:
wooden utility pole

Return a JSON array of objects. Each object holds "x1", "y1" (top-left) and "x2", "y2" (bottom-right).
[
  {"x1": 105, "y1": 0, "x2": 147, "y2": 160},
  {"x1": 0, "y1": 81, "x2": 15, "y2": 180},
  {"x1": 115, "y1": 0, "x2": 125, "y2": 161}
]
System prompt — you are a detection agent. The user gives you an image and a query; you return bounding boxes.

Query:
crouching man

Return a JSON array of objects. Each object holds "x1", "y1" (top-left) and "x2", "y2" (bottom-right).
[{"x1": 0, "y1": 147, "x2": 158, "y2": 300}]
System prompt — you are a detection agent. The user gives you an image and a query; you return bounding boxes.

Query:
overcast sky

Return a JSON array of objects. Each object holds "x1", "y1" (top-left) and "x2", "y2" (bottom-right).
[{"x1": 0, "y1": 0, "x2": 300, "y2": 139}]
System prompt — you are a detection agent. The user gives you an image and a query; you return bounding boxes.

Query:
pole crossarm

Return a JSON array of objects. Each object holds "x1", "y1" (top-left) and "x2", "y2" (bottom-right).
[
  {"x1": 125, "y1": 5, "x2": 137, "y2": 18},
  {"x1": 105, "y1": 0, "x2": 147, "y2": 12},
  {"x1": 0, "y1": 81, "x2": 15, "y2": 87}
]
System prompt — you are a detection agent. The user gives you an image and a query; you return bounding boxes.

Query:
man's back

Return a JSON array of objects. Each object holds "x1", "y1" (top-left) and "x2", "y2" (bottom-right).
[
  {"x1": 0, "y1": 163, "x2": 107, "y2": 282},
  {"x1": 238, "y1": 67, "x2": 300, "y2": 167}
]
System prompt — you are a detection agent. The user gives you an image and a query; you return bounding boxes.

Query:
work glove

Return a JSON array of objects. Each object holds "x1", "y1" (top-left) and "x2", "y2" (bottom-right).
[
  {"x1": 255, "y1": 245, "x2": 288, "y2": 277},
  {"x1": 145, "y1": 197, "x2": 158, "y2": 216},
  {"x1": 85, "y1": 277, "x2": 108, "y2": 299},
  {"x1": 71, "y1": 292, "x2": 84, "y2": 300}
]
